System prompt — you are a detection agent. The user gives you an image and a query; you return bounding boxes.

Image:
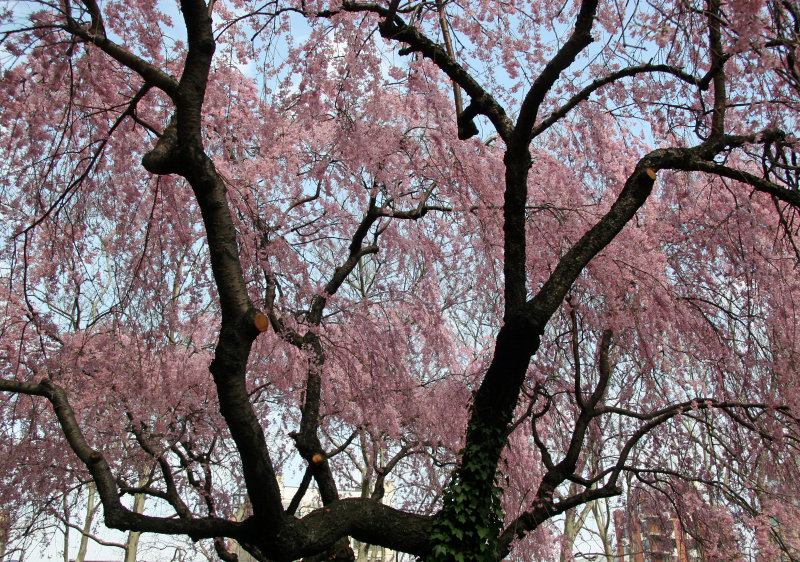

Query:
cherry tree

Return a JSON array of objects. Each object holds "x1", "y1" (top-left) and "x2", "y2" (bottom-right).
[{"x1": 1, "y1": 0, "x2": 800, "y2": 560}]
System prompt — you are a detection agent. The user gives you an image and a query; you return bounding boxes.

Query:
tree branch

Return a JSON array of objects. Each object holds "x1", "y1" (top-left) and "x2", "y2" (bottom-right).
[
  {"x1": 530, "y1": 63, "x2": 710, "y2": 139},
  {"x1": 329, "y1": 2, "x2": 515, "y2": 141},
  {"x1": 0, "y1": 378, "x2": 246, "y2": 539},
  {"x1": 514, "y1": 0, "x2": 599, "y2": 143},
  {"x1": 60, "y1": 17, "x2": 178, "y2": 97},
  {"x1": 127, "y1": 414, "x2": 192, "y2": 518},
  {"x1": 707, "y1": 0, "x2": 727, "y2": 138}
]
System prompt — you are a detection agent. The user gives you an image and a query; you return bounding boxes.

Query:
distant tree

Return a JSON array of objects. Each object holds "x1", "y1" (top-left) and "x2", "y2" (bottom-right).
[{"x1": 2, "y1": 0, "x2": 800, "y2": 560}]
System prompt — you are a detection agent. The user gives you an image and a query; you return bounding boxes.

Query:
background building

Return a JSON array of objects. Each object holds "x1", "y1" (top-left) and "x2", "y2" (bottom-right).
[{"x1": 613, "y1": 505, "x2": 699, "y2": 562}]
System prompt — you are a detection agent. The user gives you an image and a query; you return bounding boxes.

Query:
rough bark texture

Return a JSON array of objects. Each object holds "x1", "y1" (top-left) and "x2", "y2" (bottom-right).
[{"x1": 2, "y1": 0, "x2": 800, "y2": 560}]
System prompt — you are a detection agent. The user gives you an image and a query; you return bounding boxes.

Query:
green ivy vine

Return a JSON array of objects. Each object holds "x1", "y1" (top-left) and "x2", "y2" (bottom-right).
[{"x1": 426, "y1": 422, "x2": 508, "y2": 562}]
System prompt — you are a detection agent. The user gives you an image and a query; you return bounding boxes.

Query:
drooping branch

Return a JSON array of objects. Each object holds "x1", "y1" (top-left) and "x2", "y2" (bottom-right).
[
  {"x1": 502, "y1": 397, "x2": 794, "y2": 551},
  {"x1": 0, "y1": 378, "x2": 245, "y2": 539},
  {"x1": 60, "y1": 12, "x2": 178, "y2": 97},
  {"x1": 296, "y1": 189, "x2": 450, "y2": 505},
  {"x1": 538, "y1": 330, "x2": 612, "y2": 494},
  {"x1": 15, "y1": 83, "x2": 153, "y2": 239},
  {"x1": 126, "y1": 414, "x2": 191, "y2": 518},
  {"x1": 594, "y1": 399, "x2": 793, "y2": 423},
  {"x1": 327, "y1": 2, "x2": 514, "y2": 141},
  {"x1": 672, "y1": 157, "x2": 800, "y2": 208},
  {"x1": 529, "y1": 63, "x2": 713, "y2": 140}
]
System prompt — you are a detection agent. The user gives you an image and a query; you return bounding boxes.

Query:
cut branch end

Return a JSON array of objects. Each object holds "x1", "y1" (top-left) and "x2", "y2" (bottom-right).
[{"x1": 254, "y1": 313, "x2": 270, "y2": 332}]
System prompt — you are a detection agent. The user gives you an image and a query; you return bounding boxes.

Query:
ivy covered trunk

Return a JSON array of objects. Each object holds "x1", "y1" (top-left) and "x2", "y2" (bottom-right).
[{"x1": 429, "y1": 316, "x2": 543, "y2": 561}]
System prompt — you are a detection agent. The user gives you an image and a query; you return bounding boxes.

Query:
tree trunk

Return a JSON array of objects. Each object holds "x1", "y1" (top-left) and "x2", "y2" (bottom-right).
[
  {"x1": 124, "y1": 491, "x2": 146, "y2": 562},
  {"x1": 75, "y1": 482, "x2": 97, "y2": 562}
]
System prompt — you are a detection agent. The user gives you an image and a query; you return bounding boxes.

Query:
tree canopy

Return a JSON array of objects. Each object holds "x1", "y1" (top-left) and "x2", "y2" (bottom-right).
[{"x1": 2, "y1": 0, "x2": 800, "y2": 560}]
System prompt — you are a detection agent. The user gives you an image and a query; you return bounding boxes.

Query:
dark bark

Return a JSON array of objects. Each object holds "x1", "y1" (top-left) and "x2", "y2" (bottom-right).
[
  {"x1": 3, "y1": 1, "x2": 798, "y2": 560},
  {"x1": 513, "y1": 0, "x2": 599, "y2": 143}
]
